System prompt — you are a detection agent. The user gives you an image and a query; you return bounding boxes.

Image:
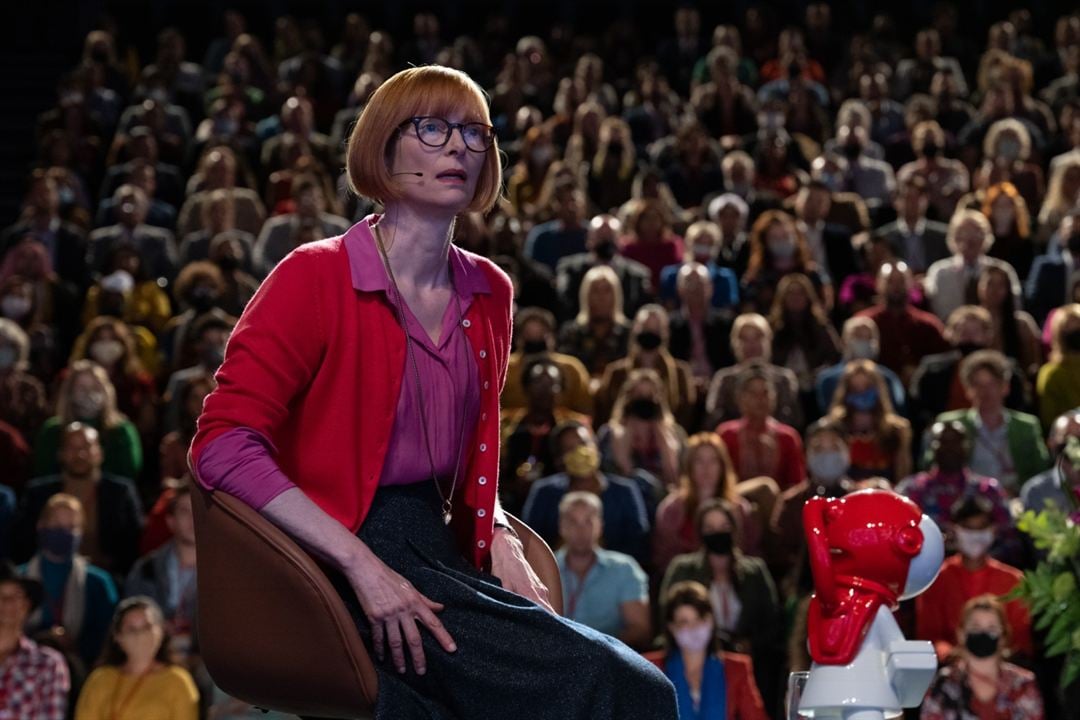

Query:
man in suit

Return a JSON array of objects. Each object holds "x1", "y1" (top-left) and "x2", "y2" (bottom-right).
[
  {"x1": 657, "y1": 220, "x2": 739, "y2": 310},
  {"x1": 1026, "y1": 210, "x2": 1080, "y2": 326},
  {"x1": 931, "y1": 350, "x2": 1050, "y2": 495},
  {"x1": 874, "y1": 175, "x2": 950, "y2": 275},
  {"x1": 86, "y1": 184, "x2": 178, "y2": 282},
  {"x1": 792, "y1": 180, "x2": 859, "y2": 285},
  {"x1": 555, "y1": 214, "x2": 653, "y2": 322},
  {"x1": 252, "y1": 175, "x2": 350, "y2": 278},
  {"x1": 94, "y1": 159, "x2": 177, "y2": 231},
  {"x1": 0, "y1": 170, "x2": 87, "y2": 289}
]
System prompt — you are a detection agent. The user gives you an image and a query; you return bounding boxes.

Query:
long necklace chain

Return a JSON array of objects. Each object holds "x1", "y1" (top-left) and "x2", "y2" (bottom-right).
[{"x1": 373, "y1": 221, "x2": 468, "y2": 525}]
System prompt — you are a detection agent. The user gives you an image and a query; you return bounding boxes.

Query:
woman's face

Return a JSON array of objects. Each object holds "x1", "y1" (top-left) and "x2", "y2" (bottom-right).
[
  {"x1": 71, "y1": 372, "x2": 106, "y2": 401},
  {"x1": 688, "y1": 446, "x2": 722, "y2": 497},
  {"x1": 668, "y1": 604, "x2": 713, "y2": 646},
  {"x1": 389, "y1": 111, "x2": 490, "y2": 215},
  {"x1": 701, "y1": 508, "x2": 732, "y2": 535},
  {"x1": 961, "y1": 608, "x2": 1004, "y2": 656},
  {"x1": 783, "y1": 283, "x2": 809, "y2": 314},
  {"x1": 736, "y1": 326, "x2": 766, "y2": 360},
  {"x1": 989, "y1": 195, "x2": 1016, "y2": 232},
  {"x1": 587, "y1": 278, "x2": 616, "y2": 318},
  {"x1": 979, "y1": 271, "x2": 1009, "y2": 307},
  {"x1": 637, "y1": 208, "x2": 664, "y2": 238},
  {"x1": 116, "y1": 607, "x2": 164, "y2": 663}
]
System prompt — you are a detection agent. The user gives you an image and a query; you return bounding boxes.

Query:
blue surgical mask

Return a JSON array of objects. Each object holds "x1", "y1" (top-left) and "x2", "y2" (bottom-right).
[
  {"x1": 845, "y1": 387, "x2": 880, "y2": 412},
  {"x1": 38, "y1": 528, "x2": 81, "y2": 559}
]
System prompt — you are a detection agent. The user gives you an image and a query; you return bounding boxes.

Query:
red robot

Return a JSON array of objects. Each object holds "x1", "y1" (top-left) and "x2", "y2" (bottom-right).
[{"x1": 797, "y1": 489, "x2": 944, "y2": 720}]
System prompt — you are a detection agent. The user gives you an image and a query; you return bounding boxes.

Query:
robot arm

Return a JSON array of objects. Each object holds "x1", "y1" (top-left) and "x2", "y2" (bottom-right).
[{"x1": 886, "y1": 640, "x2": 937, "y2": 708}]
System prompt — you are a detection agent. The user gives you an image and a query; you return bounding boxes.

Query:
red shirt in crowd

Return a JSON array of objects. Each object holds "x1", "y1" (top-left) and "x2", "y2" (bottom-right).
[
  {"x1": 856, "y1": 304, "x2": 949, "y2": 379},
  {"x1": 915, "y1": 554, "x2": 1033, "y2": 660},
  {"x1": 717, "y1": 417, "x2": 805, "y2": 490}
]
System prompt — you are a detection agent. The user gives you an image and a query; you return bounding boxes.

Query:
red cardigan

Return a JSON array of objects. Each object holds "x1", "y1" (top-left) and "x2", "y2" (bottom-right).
[{"x1": 190, "y1": 221, "x2": 514, "y2": 569}]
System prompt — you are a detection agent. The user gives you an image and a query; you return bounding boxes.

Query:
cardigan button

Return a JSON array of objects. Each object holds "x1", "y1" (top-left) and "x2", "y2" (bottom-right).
[
  {"x1": 462, "y1": 319, "x2": 471, "y2": 328},
  {"x1": 480, "y1": 443, "x2": 487, "y2": 452},
  {"x1": 477, "y1": 540, "x2": 486, "y2": 549},
  {"x1": 483, "y1": 381, "x2": 490, "y2": 390},
  {"x1": 479, "y1": 350, "x2": 487, "y2": 359},
  {"x1": 478, "y1": 476, "x2": 487, "y2": 485},
  {"x1": 481, "y1": 413, "x2": 487, "y2": 421},
  {"x1": 477, "y1": 508, "x2": 486, "y2": 518}
]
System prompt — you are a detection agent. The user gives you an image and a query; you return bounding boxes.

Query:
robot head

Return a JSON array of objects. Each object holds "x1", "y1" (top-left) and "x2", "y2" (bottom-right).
[
  {"x1": 804, "y1": 489, "x2": 943, "y2": 608},
  {"x1": 900, "y1": 514, "x2": 944, "y2": 599}
]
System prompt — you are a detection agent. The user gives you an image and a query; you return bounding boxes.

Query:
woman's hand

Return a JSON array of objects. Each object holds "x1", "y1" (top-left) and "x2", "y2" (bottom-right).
[
  {"x1": 490, "y1": 528, "x2": 557, "y2": 614},
  {"x1": 343, "y1": 550, "x2": 457, "y2": 676}
]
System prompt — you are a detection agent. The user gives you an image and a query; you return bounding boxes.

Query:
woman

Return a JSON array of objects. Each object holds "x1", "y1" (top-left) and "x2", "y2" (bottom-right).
[
  {"x1": 767, "y1": 273, "x2": 841, "y2": 395},
  {"x1": 652, "y1": 434, "x2": 759, "y2": 577},
  {"x1": 1036, "y1": 303, "x2": 1080, "y2": 430},
  {"x1": 740, "y1": 210, "x2": 828, "y2": 315},
  {"x1": 33, "y1": 360, "x2": 141, "y2": 480},
  {"x1": 642, "y1": 581, "x2": 768, "y2": 720},
  {"x1": 69, "y1": 317, "x2": 158, "y2": 437},
  {"x1": 920, "y1": 594, "x2": 1044, "y2": 720},
  {"x1": 586, "y1": 116, "x2": 637, "y2": 213},
  {"x1": 597, "y1": 367, "x2": 687, "y2": 490},
  {"x1": 0, "y1": 318, "x2": 49, "y2": 447},
  {"x1": 982, "y1": 182, "x2": 1035, "y2": 281},
  {"x1": 0, "y1": 272, "x2": 64, "y2": 384},
  {"x1": 159, "y1": 373, "x2": 215, "y2": 482},
  {"x1": 977, "y1": 264, "x2": 1041, "y2": 379},
  {"x1": 191, "y1": 66, "x2": 677, "y2": 719},
  {"x1": 594, "y1": 304, "x2": 696, "y2": 428},
  {"x1": 973, "y1": 118, "x2": 1044, "y2": 218},
  {"x1": 620, "y1": 197, "x2": 686, "y2": 291},
  {"x1": 825, "y1": 360, "x2": 912, "y2": 483},
  {"x1": 1037, "y1": 155, "x2": 1080, "y2": 241},
  {"x1": 75, "y1": 596, "x2": 199, "y2": 720},
  {"x1": 557, "y1": 264, "x2": 633, "y2": 379},
  {"x1": 661, "y1": 499, "x2": 782, "y2": 718},
  {"x1": 507, "y1": 120, "x2": 558, "y2": 221},
  {"x1": 81, "y1": 244, "x2": 172, "y2": 337}
]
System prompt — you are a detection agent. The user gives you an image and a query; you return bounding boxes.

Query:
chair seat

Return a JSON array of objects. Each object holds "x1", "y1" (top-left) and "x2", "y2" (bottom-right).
[{"x1": 192, "y1": 485, "x2": 562, "y2": 718}]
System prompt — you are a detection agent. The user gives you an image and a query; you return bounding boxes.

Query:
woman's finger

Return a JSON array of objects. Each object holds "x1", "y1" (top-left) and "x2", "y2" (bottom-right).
[
  {"x1": 371, "y1": 621, "x2": 385, "y2": 662},
  {"x1": 384, "y1": 618, "x2": 407, "y2": 673},
  {"x1": 416, "y1": 603, "x2": 458, "y2": 654},
  {"x1": 399, "y1": 614, "x2": 428, "y2": 675}
]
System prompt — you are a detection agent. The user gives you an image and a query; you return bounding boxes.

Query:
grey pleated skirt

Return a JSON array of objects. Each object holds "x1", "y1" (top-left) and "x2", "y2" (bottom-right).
[{"x1": 314, "y1": 480, "x2": 678, "y2": 720}]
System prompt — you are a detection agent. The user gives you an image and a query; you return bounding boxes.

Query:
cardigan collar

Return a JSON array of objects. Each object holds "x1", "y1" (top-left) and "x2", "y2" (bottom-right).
[{"x1": 344, "y1": 213, "x2": 492, "y2": 298}]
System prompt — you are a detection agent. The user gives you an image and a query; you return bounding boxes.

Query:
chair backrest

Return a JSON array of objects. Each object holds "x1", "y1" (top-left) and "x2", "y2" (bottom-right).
[{"x1": 192, "y1": 485, "x2": 562, "y2": 718}]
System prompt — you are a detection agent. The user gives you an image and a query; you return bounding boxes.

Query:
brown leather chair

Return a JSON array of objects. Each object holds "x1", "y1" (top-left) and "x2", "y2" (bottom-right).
[{"x1": 191, "y1": 485, "x2": 563, "y2": 719}]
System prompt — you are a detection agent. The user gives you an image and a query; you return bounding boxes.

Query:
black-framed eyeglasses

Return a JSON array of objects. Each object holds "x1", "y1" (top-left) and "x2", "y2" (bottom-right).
[{"x1": 399, "y1": 116, "x2": 496, "y2": 152}]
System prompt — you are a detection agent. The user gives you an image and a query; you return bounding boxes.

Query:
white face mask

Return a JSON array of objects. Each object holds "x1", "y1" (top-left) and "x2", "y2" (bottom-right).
[
  {"x1": 89, "y1": 339, "x2": 125, "y2": 366},
  {"x1": 672, "y1": 621, "x2": 714, "y2": 653},
  {"x1": 954, "y1": 526, "x2": 995, "y2": 559},
  {"x1": 848, "y1": 338, "x2": 877, "y2": 360},
  {"x1": 807, "y1": 449, "x2": 850, "y2": 484}
]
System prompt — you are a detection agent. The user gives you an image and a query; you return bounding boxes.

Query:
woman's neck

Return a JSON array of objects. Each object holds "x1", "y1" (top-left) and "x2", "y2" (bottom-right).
[
  {"x1": 376, "y1": 205, "x2": 455, "y2": 289},
  {"x1": 681, "y1": 648, "x2": 707, "y2": 673},
  {"x1": 967, "y1": 654, "x2": 1001, "y2": 679},
  {"x1": 123, "y1": 656, "x2": 158, "y2": 676}
]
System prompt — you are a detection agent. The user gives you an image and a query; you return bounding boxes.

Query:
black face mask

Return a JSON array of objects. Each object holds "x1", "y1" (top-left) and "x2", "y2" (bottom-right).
[
  {"x1": 922, "y1": 142, "x2": 940, "y2": 159},
  {"x1": 594, "y1": 239, "x2": 617, "y2": 261},
  {"x1": 189, "y1": 285, "x2": 219, "y2": 313},
  {"x1": 625, "y1": 398, "x2": 662, "y2": 421},
  {"x1": 608, "y1": 142, "x2": 623, "y2": 154},
  {"x1": 702, "y1": 531, "x2": 734, "y2": 556},
  {"x1": 217, "y1": 255, "x2": 241, "y2": 273},
  {"x1": 955, "y1": 342, "x2": 984, "y2": 357},
  {"x1": 1064, "y1": 329, "x2": 1080, "y2": 353},
  {"x1": 636, "y1": 331, "x2": 663, "y2": 351},
  {"x1": 522, "y1": 339, "x2": 548, "y2": 355},
  {"x1": 842, "y1": 142, "x2": 862, "y2": 160},
  {"x1": 964, "y1": 631, "x2": 1000, "y2": 658}
]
